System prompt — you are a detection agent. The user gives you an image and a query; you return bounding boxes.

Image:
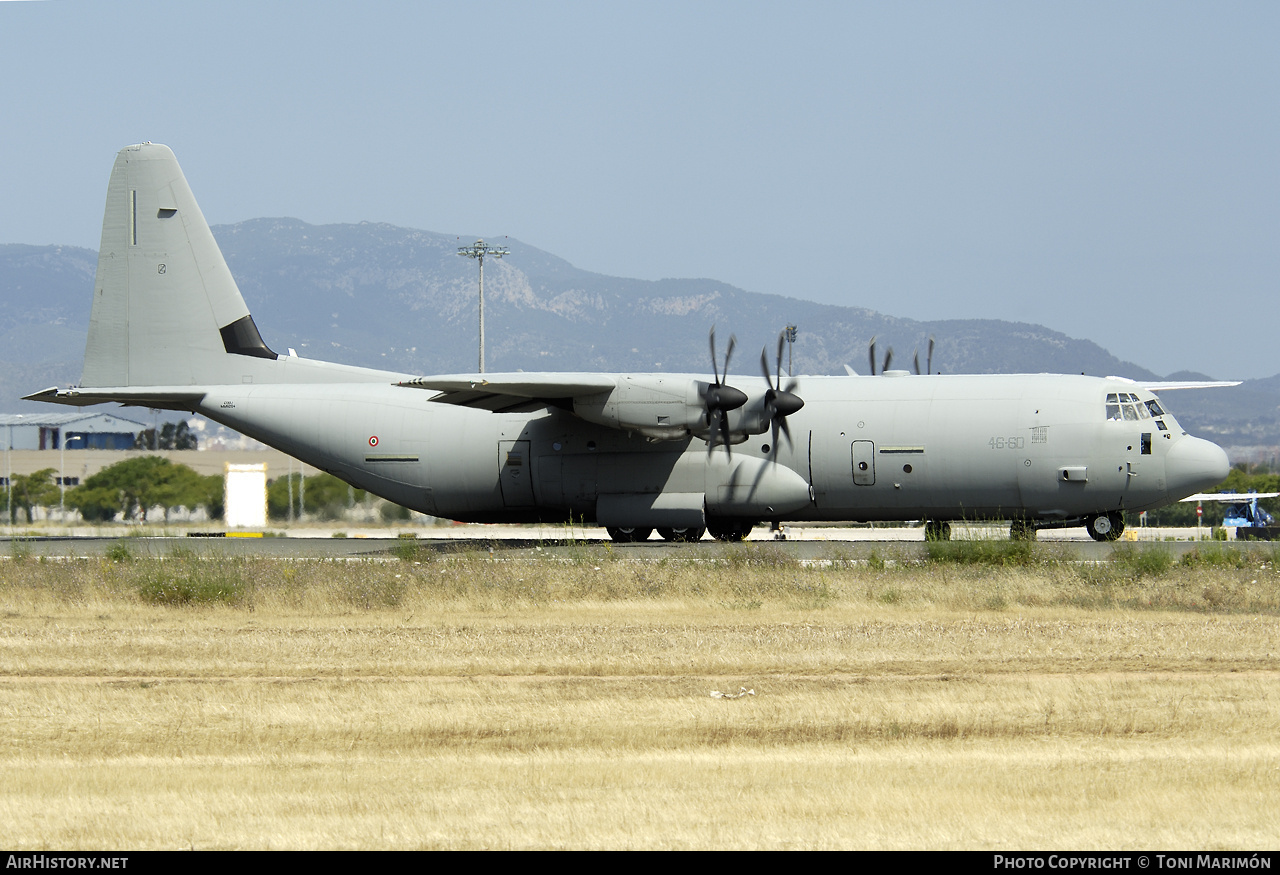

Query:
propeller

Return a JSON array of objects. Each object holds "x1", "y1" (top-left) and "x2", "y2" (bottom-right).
[
  {"x1": 760, "y1": 332, "x2": 804, "y2": 457},
  {"x1": 868, "y1": 336, "x2": 894, "y2": 375},
  {"x1": 914, "y1": 336, "x2": 935, "y2": 375},
  {"x1": 704, "y1": 327, "x2": 747, "y2": 456}
]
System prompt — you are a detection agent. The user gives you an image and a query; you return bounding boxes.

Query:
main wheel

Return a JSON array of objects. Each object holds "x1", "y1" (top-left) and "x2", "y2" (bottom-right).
[
  {"x1": 707, "y1": 520, "x2": 753, "y2": 542},
  {"x1": 657, "y1": 526, "x2": 706, "y2": 542},
  {"x1": 1085, "y1": 512, "x2": 1124, "y2": 542},
  {"x1": 1010, "y1": 519, "x2": 1037, "y2": 541},
  {"x1": 606, "y1": 526, "x2": 652, "y2": 543},
  {"x1": 924, "y1": 519, "x2": 952, "y2": 541}
]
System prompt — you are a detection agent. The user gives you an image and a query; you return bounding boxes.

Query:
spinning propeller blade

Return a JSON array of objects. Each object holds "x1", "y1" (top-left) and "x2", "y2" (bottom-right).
[
  {"x1": 704, "y1": 327, "x2": 747, "y2": 457},
  {"x1": 760, "y1": 331, "x2": 804, "y2": 459}
]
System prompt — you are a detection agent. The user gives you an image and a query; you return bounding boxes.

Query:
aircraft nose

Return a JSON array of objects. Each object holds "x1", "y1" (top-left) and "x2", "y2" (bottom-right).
[{"x1": 1164, "y1": 436, "x2": 1230, "y2": 500}]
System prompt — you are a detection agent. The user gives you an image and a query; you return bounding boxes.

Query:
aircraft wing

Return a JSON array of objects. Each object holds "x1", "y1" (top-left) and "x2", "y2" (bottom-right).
[
  {"x1": 1180, "y1": 492, "x2": 1280, "y2": 502},
  {"x1": 398, "y1": 373, "x2": 619, "y2": 412},
  {"x1": 1106, "y1": 378, "x2": 1243, "y2": 392}
]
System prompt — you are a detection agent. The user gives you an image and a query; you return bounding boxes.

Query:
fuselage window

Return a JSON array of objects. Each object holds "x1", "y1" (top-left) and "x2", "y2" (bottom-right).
[{"x1": 1145, "y1": 399, "x2": 1165, "y2": 417}]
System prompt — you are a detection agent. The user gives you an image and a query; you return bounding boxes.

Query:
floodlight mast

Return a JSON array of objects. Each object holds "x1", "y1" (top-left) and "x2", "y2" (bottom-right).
[{"x1": 457, "y1": 238, "x2": 509, "y2": 373}]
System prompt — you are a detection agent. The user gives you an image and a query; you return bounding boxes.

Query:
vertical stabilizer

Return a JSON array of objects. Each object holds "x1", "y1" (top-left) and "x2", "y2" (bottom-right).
[{"x1": 82, "y1": 143, "x2": 274, "y2": 387}]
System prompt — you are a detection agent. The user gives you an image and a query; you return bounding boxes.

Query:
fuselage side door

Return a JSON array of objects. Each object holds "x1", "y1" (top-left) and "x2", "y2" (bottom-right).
[
  {"x1": 852, "y1": 440, "x2": 875, "y2": 486},
  {"x1": 498, "y1": 440, "x2": 536, "y2": 507}
]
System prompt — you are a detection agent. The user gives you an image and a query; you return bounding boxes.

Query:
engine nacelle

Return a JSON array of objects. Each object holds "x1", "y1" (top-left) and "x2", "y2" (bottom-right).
[
  {"x1": 572, "y1": 375, "x2": 706, "y2": 440},
  {"x1": 571, "y1": 375, "x2": 779, "y2": 443}
]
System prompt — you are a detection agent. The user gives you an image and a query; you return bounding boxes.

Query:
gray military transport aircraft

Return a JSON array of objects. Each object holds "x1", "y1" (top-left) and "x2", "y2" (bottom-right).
[{"x1": 27, "y1": 144, "x2": 1234, "y2": 542}]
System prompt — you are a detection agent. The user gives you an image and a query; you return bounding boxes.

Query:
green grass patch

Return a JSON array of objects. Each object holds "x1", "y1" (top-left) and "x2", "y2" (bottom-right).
[
  {"x1": 105, "y1": 541, "x2": 133, "y2": 563},
  {"x1": 136, "y1": 550, "x2": 250, "y2": 606},
  {"x1": 1110, "y1": 545, "x2": 1174, "y2": 579},
  {"x1": 924, "y1": 539, "x2": 1040, "y2": 567},
  {"x1": 1179, "y1": 543, "x2": 1257, "y2": 570}
]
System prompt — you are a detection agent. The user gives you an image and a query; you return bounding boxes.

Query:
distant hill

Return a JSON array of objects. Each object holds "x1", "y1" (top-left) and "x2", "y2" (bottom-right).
[
  {"x1": 214, "y1": 218, "x2": 1163, "y2": 380},
  {"x1": 2, "y1": 223, "x2": 1277, "y2": 453}
]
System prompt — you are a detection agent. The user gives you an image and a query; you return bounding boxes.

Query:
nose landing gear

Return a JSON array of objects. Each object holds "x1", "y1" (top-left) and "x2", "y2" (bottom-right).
[{"x1": 1084, "y1": 512, "x2": 1125, "y2": 542}]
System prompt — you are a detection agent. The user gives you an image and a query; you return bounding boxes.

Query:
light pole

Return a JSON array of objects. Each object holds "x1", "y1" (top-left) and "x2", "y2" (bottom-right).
[
  {"x1": 457, "y1": 239, "x2": 509, "y2": 373},
  {"x1": 5, "y1": 420, "x2": 11, "y2": 528},
  {"x1": 784, "y1": 324, "x2": 798, "y2": 376}
]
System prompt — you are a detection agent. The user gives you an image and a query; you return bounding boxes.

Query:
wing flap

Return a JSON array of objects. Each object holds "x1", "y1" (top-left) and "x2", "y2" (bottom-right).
[
  {"x1": 398, "y1": 373, "x2": 616, "y2": 411},
  {"x1": 399, "y1": 373, "x2": 616, "y2": 396}
]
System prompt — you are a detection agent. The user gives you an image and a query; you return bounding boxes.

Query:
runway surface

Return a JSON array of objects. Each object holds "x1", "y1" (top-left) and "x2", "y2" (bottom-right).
[{"x1": 0, "y1": 524, "x2": 1266, "y2": 562}]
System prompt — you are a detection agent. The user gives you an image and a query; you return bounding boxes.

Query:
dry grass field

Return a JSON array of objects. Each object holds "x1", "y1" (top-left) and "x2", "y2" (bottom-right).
[{"x1": 2, "y1": 540, "x2": 1278, "y2": 849}]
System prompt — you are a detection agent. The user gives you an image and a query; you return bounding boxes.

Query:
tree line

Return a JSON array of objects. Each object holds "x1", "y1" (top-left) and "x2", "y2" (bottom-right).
[{"x1": 2, "y1": 457, "x2": 397, "y2": 524}]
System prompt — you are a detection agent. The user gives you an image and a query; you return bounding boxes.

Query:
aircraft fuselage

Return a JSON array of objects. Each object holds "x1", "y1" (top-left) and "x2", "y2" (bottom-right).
[{"x1": 196, "y1": 370, "x2": 1221, "y2": 527}]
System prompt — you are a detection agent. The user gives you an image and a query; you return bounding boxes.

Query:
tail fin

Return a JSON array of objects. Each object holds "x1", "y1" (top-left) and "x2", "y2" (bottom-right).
[{"x1": 81, "y1": 143, "x2": 276, "y2": 388}]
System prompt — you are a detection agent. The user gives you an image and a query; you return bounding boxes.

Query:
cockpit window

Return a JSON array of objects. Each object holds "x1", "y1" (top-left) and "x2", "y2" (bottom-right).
[{"x1": 1105, "y1": 391, "x2": 1164, "y2": 422}]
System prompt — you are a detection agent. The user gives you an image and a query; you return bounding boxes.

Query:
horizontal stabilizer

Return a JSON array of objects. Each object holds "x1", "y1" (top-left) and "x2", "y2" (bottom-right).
[{"x1": 23, "y1": 385, "x2": 207, "y2": 411}]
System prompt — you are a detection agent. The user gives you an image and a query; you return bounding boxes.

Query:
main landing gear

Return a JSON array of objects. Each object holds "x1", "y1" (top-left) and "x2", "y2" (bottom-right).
[
  {"x1": 924, "y1": 519, "x2": 952, "y2": 541},
  {"x1": 606, "y1": 524, "x2": 739, "y2": 543},
  {"x1": 657, "y1": 526, "x2": 705, "y2": 542},
  {"x1": 707, "y1": 520, "x2": 754, "y2": 542},
  {"x1": 605, "y1": 526, "x2": 652, "y2": 543},
  {"x1": 1009, "y1": 519, "x2": 1038, "y2": 541}
]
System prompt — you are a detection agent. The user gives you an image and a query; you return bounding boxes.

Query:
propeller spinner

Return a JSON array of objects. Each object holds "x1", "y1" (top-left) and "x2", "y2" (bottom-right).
[
  {"x1": 760, "y1": 332, "x2": 804, "y2": 456},
  {"x1": 704, "y1": 327, "x2": 747, "y2": 456}
]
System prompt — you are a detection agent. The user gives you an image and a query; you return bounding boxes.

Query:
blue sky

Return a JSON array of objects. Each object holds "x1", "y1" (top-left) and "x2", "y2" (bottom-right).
[{"x1": 2, "y1": 1, "x2": 1277, "y2": 379}]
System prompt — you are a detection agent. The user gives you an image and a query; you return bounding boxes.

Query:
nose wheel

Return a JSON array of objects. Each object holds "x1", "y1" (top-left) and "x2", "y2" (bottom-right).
[{"x1": 1085, "y1": 512, "x2": 1124, "y2": 542}]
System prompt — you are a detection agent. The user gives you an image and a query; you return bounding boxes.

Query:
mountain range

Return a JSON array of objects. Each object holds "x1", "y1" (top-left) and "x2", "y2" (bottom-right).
[{"x1": 2, "y1": 220, "x2": 1277, "y2": 456}]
